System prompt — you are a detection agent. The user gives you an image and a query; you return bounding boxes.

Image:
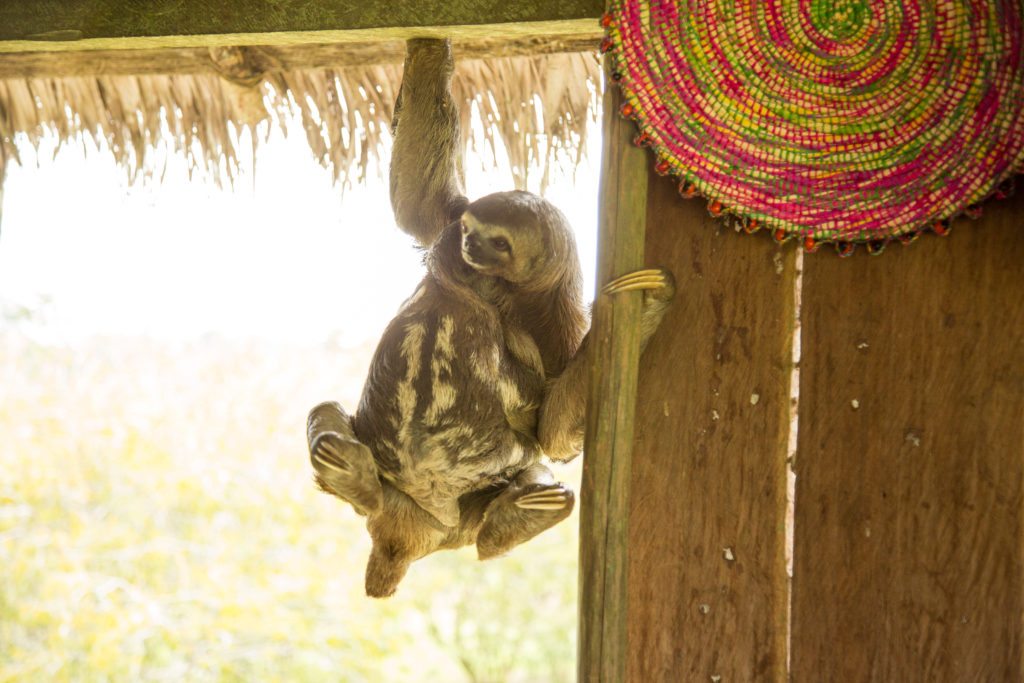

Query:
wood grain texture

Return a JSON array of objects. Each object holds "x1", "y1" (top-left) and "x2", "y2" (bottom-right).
[
  {"x1": 0, "y1": 35, "x2": 601, "y2": 80},
  {"x1": 627, "y1": 177, "x2": 795, "y2": 681},
  {"x1": 578, "y1": 68, "x2": 648, "y2": 683},
  {"x1": 0, "y1": 0, "x2": 600, "y2": 52},
  {"x1": 791, "y1": 192, "x2": 1024, "y2": 681}
]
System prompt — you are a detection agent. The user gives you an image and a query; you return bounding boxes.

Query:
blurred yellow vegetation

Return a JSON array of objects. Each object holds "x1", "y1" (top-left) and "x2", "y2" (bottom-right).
[{"x1": 0, "y1": 329, "x2": 579, "y2": 682}]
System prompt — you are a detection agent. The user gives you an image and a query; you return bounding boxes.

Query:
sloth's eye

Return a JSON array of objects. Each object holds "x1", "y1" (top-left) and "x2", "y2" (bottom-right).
[
  {"x1": 491, "y1": 237, "x2": 511, "y2": 253},
  {"x1": 460, "y1": 220, "x2": 469, "y2": 235}
]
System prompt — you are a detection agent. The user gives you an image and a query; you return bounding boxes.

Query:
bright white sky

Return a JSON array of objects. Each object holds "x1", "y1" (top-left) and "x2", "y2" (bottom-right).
[{"x1": 0, "y1": 123, "x2": 599, "y2": 346}]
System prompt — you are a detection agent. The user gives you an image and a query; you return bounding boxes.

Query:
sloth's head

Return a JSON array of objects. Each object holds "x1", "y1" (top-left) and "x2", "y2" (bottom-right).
[{"x1": 459, "y1": 190, "x2": 577, "y2": 289}]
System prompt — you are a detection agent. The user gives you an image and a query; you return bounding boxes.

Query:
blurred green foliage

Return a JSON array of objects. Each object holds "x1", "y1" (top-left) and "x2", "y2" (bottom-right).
[{"x1": 0, "y1": 330, "x2": 579, "y2": 682}]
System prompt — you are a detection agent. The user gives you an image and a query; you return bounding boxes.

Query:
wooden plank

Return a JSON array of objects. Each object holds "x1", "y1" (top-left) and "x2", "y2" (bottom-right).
[
  {"x1": 791, "y1": 193, "x2": 1024, "y2": 681},
  {"x1": 0, "y1": 35, "x2": 601, "y2": 80},
  {"x1": 626, "y1": 179, "x2": 796, "y2": 680},
  {"x1": 0, "y1": 1, "x2": 600, "y2": 53},
  {"x1": 578, "y1": 65, "x2": 648, "y2": 683}
]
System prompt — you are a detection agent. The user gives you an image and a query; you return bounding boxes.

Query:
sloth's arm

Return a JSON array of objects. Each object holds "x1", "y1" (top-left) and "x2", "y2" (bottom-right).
[
  {"x1": 538, "y1": 269, "x2": 676, "y2": 462},
  {"x1": 389, "y1": 38, "x2": 469, "y2": 248}
]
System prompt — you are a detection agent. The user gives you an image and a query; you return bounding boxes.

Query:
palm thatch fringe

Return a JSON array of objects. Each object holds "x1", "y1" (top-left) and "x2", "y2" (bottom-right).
[{"x1": 0, "y1": 51, "x2": 600, "y2": 190}]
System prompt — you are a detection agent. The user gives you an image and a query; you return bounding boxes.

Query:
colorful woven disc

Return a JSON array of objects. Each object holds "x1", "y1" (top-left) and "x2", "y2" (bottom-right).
[{"x1": 605, "y1": 0, "x2": 1024, "y2": 245}]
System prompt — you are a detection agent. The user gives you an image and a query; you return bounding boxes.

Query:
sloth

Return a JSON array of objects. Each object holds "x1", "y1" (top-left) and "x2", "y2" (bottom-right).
[{"x1": 307, "y1": 38, "x2": 675, "y2": 598}]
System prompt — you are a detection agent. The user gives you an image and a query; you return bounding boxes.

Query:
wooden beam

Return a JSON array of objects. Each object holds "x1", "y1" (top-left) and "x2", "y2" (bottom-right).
[
  {"x1": 578, "y1": 61, "x2": 648, "y2": 683},
  {"x1": 0, "y1": 1, "x2": 601, "y2": 53},
  {"x1": 0, "y1": 35, "x2": 601, "y2": 81},
  {"x1": 791, "y1": 193, "x2": 1024, "y2": 680}
]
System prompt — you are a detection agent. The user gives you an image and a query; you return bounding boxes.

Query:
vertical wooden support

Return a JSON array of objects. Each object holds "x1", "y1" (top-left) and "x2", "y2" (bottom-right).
[
  {"x1": 0, "y1": 161, "x2": 5, "y2": 238},
  {"x1": 578, "y1": 67, "x2": 648, "y2": 682},
  {"x1": 791, "y1": 193, "x2": 1024, "y2": 681},
  {"x1": 0, "y1": 153, "x2": 6, "y2": 237},
  {"x1": 625, "y1": 175, "x2": 796, "y2": 680}
]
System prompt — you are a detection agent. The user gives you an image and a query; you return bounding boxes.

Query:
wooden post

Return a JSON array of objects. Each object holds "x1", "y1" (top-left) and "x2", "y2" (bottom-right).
[
  {"x1": 0, "y1": 159, "x2": 5, "y2": 238},
  {"x1": 626, "y1": 177, "x2": 796, "y2": 680},
  {"x1": 791, "y1": 193, "x2": 1024, "y2": 681},
  {"x1": 578, "y1": 63, "x2": 648, "y2": 683}
]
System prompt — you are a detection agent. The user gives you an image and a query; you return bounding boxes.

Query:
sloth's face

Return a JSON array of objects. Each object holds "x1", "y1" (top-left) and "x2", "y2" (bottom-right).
[{"x1": 459, "y1": 211, "x2": 544, "y2": 283}]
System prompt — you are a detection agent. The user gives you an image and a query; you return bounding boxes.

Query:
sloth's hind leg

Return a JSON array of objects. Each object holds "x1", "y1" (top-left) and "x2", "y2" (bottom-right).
[
  {"x1": 307, "y1": 402, "x2": 383, "y2": 516},
  {"x1": 476, "y1": 464, "x2": 575, "y2": 560}
]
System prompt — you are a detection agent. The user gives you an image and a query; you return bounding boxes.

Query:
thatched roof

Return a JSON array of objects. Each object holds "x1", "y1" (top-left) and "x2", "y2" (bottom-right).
[{"x1": 0, "y1": 44, "x2": 601, "y2": 191}]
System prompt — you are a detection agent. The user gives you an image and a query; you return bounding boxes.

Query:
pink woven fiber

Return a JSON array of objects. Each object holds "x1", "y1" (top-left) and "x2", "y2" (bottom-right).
[{"x1": 607, "y1": 0, "x2": 1024, "y2": 243}]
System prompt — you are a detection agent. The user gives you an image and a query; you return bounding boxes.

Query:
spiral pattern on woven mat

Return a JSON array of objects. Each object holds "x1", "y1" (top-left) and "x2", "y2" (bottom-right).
[{"x1": 608, "y1": 0, "x2": 1024, "y2": 242}]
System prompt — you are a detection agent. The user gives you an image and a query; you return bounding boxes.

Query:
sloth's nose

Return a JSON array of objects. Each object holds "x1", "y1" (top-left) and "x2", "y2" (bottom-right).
[{"x1": 463, "y1": 232, "x2": 481, "y2": 250}]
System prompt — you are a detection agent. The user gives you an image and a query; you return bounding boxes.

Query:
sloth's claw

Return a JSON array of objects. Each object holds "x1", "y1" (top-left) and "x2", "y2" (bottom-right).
[
  {"x1": 314, "y1": 440, "x2": 351, "y2": 472},
  {"x1": 602, "y1": 268, "x2": 668, "y2": 295},
  {"x1": 514, "y1": 486, "x2": 572, "y2": 510}
]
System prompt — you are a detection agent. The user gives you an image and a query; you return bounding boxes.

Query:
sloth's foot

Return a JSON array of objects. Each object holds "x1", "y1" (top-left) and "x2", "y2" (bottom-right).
[
  {"x1": 476, "y1": 482, "x2": 575, "y2": 560},
  {"x1": 311, "y1": 432, "x2": 383, "y2": 516},
  {"x1": 602, "y1": 267, "x2": 676, "y2": 301},
  {"x1": 307, "y1": 400, "x2": 357, "y2": 442}
]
